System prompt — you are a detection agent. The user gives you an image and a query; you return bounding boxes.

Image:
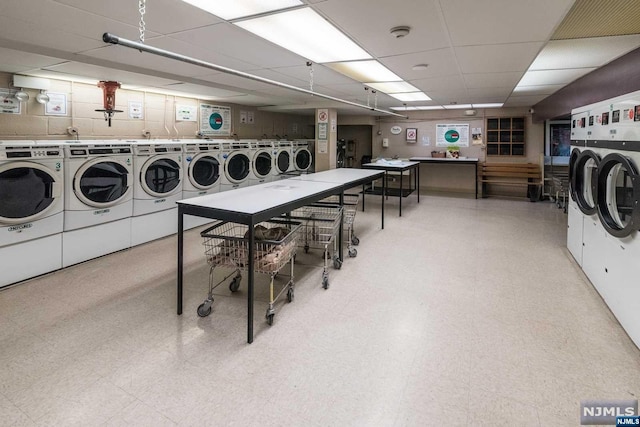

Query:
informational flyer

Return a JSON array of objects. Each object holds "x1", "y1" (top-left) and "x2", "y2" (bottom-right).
[
  {"x1": 318, "y1": 140, "x2": 328, "y2": 154},
  {"x1": 318, "y1": 123, "x2": 328, "y2": 140},
  {"x1": 200, "y1": 104, "x2": 231, "y2": 136},
  {"x1": 0, "y1": 90, "x2": 21, "y2": 114},
  {"x1": 240, "y1": 111, "x2": 247, "y2": 124},
  {"x1": 45, "y1": 93, "x2": 67, "y2": 116},
  {"x1": 128, "y1": 101, "x2": 143, "y2": 119},
  {"x1": 472, "y1": 127, "x2": 483, "y2": 145},
  {"x1": 436, "y1": 123, "x2": 469, "y2": 147},
  {"x1": 176, "y1": 105, "x2": 197, "y2": 121}
]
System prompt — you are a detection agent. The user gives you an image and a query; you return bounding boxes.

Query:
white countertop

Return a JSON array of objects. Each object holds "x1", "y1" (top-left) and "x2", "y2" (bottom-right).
[
  {"x1": 409, "y1": 157, "x2": 479, "y2": 162},
  {"x1": 177, "y1": 180, "x2": 342, "y2": 215},
  {"x1": 361, "y1": 161, "x2": 420, "y2": 169},
  {"x1": 289, "y1": 168, "x2": 383, "y2": 183}
]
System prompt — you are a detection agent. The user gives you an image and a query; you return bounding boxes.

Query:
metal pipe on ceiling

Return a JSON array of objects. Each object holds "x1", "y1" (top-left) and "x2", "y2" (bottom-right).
[{"x1": 102, "y1": 33, "x2": 407, "y2": 119}]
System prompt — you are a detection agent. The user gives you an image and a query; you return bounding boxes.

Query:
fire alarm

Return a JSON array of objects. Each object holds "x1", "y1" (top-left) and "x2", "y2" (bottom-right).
[{"x1": 390, "y1": 26, "x2": 411, "y2": 38}]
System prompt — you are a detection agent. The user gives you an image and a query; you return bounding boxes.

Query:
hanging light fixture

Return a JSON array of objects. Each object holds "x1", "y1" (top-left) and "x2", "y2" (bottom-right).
[
  {"x1": 35, "y1": 90, "x2": 50, "y2": 104},
  {"x1": 95, "y1": 81, "x2": 123, "y2": 127},
  {"x1": 13, "y1": 90, "x2": 29, "y2": 102}
]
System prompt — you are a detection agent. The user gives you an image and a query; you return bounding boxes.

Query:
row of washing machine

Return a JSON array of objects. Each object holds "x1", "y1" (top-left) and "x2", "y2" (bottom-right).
[
  {"x1": 567, "y1": 89, "x2": 640, "y2": 348},
  {"x1": 0, "y1": 139, "x2": 314, "y2": 288}
]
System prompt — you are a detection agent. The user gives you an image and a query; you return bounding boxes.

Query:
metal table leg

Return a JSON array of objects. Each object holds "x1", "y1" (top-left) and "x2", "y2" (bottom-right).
[
  {"x1": 381, "y1": 174, "x2": 385, "y2": 229},
  {"x1": 399, "y1": 170, "x2": 403, "y2": 217},
  {"x1": 177, "y1": 206, "x2": 184, "y2": 315},
  {"x1": 416, "y1": 165, "x2": 420, "y2": 203},
  {"x1": 338, "y1": 191, "x2": 344, "y2": 262},
  {"x1": 247, "y1": 220, "x2": 255, "y2": 344},
  {"x1": 362, "y1": 184, "x2": 365, "y2": 212}
]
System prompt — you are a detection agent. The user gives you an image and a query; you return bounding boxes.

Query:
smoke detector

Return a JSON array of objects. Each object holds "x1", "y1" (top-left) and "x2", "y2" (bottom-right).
[{"x1": 390, "y1": 26, "x2": 411, "y2": 38}]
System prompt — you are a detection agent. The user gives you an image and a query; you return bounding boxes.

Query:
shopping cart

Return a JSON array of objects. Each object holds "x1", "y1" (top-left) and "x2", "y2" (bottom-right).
[
  {"x1": 199, "y1": 219, "x2": 301, "y2": 325},
  {"x1": 319, "y1": 193, "x2": 361, "y2": 258},
  {"x1": 285, "y1": 204, "x2": 343, "y2": 289},
  {"x1": 552, "y1": 173, "x2": 570, "y2": 213}
]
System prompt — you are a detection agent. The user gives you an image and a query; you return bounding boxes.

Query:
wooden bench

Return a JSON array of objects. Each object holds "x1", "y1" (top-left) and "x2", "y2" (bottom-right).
[{"x1": 480, "y1": 162, "x2": 542, "y2": 201}]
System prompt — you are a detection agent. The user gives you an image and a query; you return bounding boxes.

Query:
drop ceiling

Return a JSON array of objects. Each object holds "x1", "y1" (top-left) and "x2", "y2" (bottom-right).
[{"x1": 0, "y1": 0, "x2": 639, "y2": 115}]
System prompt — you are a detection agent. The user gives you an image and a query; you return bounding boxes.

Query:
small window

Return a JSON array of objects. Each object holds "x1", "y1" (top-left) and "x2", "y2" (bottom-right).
[{"x1": 486, "y1": 117, "x2": 526, "y2": 157}]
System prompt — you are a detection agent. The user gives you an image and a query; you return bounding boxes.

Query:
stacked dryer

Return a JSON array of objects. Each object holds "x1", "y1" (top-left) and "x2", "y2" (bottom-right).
[
  {"x1": 130, "y1": 140, "x2": 183, "y2": 246},
  {"x1": 568, "y1": 90, "x2": 640, "y2": 348},
  {"x1": 0, "y1": 140, "x2": 64, "y2": 287},
  {"x1": 61, "y1": 140, "x2": 133, "y2": 267},
  {"x1": 182, "y1": 139, "x2": 221, "y2": 229}
]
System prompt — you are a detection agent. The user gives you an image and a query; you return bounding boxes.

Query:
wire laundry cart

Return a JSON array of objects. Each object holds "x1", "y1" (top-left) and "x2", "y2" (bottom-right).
[
  {"x1": 319, "y1": 193, "x2": 361, "y2": 258},
  {"x1": 199, "y1": 219, "x2": 301, "y2": 325},
  {"x1": 285, "y1": 204, "x2": 343, "y2": 289}
]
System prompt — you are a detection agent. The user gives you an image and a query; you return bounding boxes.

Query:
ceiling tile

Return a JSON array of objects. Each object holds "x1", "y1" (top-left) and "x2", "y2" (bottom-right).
[
  {"x1": 379, "y1": 48, "x2": 460, "y2": 80},
  {"x1": 0, "y1": 48, "x2": 65, "y2": 72},
  {"x1": 552, "y1": 0, "x2": 640, "y2": 39},
  {"x1": 467, "y1": 87, "x2": 512, "y2": 98},
  {"x1": 42, "y1": 62, "x2": 182, "y2": 87},
  {"x1": 455, "y1": 42, "x2": 544, "y2": 73},
  {"x1": 314, "y1": 0, "x2": 450, "y2": 57},
  {"x1": 410, "y1": 75, "x2": 467, "y2": 92},
  {"x1": 463, "y1": 72, "x2": 524, "y2": 89},
  {"x1": 155, "y1": 83, "x2": 245, "y2": 98},
  {"x1": 529, "y1": 35, "x2": 640, "y2": 70},
  {"x1": 270, "y1": 64, "x2": 355, "y2": 86},
  {"x1": 441, "y1": 0, "x2": 575, "y2": 46},
  {"x1": 517, "y1": 68, "x2": 596, "y2": 86},
  {"x1": 504, "y1": 94, "x2": 548, "y2": 107}
]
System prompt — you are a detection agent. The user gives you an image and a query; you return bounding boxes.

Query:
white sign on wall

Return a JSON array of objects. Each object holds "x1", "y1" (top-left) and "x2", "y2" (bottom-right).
[
  {"x1": 176, "y1": 105, "x2": 197, "y2": 121},
  {"x1": 45, "y1": 93, "x2": 67, "y2": 116},
  {"x1": 128, "y1": 101, "x2": 143, "y2": 119},
  {"x1": 317, "y1": 108, "x2": 329, "y2": 123},
  {"x1": 200, "y1": 104, "x2": 231, "y2": 136},
  {"x1": 436, "y1": 123, "x2": 469, "y2": 147},
  {"x1": 0, "y1": 90, "x2": 21, "y2": 114}
]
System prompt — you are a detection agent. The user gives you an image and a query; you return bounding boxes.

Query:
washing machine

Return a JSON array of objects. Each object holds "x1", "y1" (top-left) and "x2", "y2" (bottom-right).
[
  {"x1": 62, "y1": 140, "x2": 133, "y2": 267},
  {"x1": 292, "y1": 140, "x2": 314, "y2": 174},
  {"x1": 130, "y1": 140, "x2": 183, "y2": 246},
  {"x1": 0, "y1": 141, "x2": 63, "y2": 287},
  {"x1": 272, "y1": 140, "x2": 295, "y2": 180},
  {"x1": 248, "y1": 140, "x2": 274, "y2": 186},
  {"x1": 220, "y1": 141, "x2": 251, "y2": 192},
  {"x1": 182, "y1": 139, "x2": 222, "y2": 229}
]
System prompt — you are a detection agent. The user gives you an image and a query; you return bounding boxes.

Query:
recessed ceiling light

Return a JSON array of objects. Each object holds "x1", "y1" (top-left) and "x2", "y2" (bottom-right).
[
  {"x1": 181, "y1": 0, "x2": 303, "y2": 20},
  {"x1": 365, "y1": 81, "x2": 419, "y2": 93},
  {"x1": 443, "y1": 104, "x2": 472, "y2": 109},
  {"x1": 411, "y1": 64, "x2": 429, "y2": 71},
  {"x1": 388, "y1": 92, "x2": 432, "y2": 102},
  {"x1": 327, "y1": 60, "x2": 401, "y2": 82},
  {"x1": 390, "y1": 105, "x2": 444, "y2": 111},
  {"x1": 472, "y1": 103, "x2": 504, "y2": 108}
]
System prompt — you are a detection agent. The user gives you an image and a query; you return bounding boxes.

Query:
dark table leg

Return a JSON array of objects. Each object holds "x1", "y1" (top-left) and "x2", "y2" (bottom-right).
[
  {"x1": 338, "y1": 191, "x2": 344, "y2": 262},
  {"x1": 399, "y1": 170, "x2": 403, "y2": 217},
  {"x1": 362, "y1": 184, "x2": 365, "y2": 212},
  {"x1": 381, "y1": 175, "x2": 385, "y2": 229},
  {"x1": 248, "y1": 221, "x2": 255, "y2": 344},
  {"x1": 416, "y1": 165, "x2": 420, "y2": 203},
  {"x1": 475, "y1": 162, "x2": 478, "y2": 199},
  {"x1": 177, "y1": 206, "x2": 184, "y2": 315}
]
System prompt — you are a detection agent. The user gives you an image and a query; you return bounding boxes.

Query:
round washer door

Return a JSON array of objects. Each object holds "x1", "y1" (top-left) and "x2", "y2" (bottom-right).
[
  {"x1": 596, "y1": 152, "x2": 640, "y2": 238},
  {"x1": 74, "y1": 158, "x2": 131, "y2": 208},
  {"x1": 0, "y1": 161, "x2": 62, "y2": 225},
  {"x1": 276, "y1": 150, "x2": 290, "y2": 174},
  {"x1": 253, "y1": 150, "x2": 272, "y2": 179},
  {"x1": 224, "y1": 151, "x2": 250, "y2": 184},
  {"x1": 188, "y1": 153, "x2": 220, "y2": 190},
  {"x1": 569, "y1": 148, "x2": 580, "y2": 201},
  {"x1": 294, "y1": 148, "x2": 312, "y2": 171},
  {"x1": 573, "y1": 150, "x2": 600, "y2": 216},
  {"x1": 141, "y1": 156, "x2": 182, "y2": 197}
]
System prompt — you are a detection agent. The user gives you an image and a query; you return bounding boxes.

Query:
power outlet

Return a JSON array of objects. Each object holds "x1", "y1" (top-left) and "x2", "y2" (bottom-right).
[{"x1": 67, "y1": 126, "x2": 78, "y2": 135}]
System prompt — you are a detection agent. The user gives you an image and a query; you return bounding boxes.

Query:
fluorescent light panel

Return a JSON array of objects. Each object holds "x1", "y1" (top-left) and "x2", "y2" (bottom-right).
[
  {"x1": 235, "y1": 8, "x2": 371, "y2": 63},
  {"x1": 365, "y1": 81, "x2": 418, "y2": 93},
  {"x1": 326, "y1": 60, "x2": 400, "y2": 82},
  {"x1": 443, "y1": 104, "x2": 472, "y2": 109},
  {"x1": 181, "y1": 0, "x2": 302, "y2": 20},
  {"x1": 389, "y1": 92, "x2": 431, "y2": 102},
  {"x1": 390, "y1": 106, "x2": 444, "y2": 111},
  {"x1": 472, "y1": 103, "x2": 503, "y2": 108}
]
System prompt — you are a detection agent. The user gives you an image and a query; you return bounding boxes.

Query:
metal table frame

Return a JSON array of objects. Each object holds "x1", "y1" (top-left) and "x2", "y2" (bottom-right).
[
  {"x1": 176, "y1": 172, "x2": 385, "y2": 344},
  {"x1": 409, "y1": 157, "x2": 479, "y2": 199},
  {"x1": 361, "y1": 161, "x2": 420, "y2": 216}
]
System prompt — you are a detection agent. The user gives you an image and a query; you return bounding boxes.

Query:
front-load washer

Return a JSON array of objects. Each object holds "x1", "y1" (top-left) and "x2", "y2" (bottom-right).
[
  {"x1": 0, "y1": 141, "x2": 64, "y2": 287},
  {"x1": 248, "y1": 140, "x2": 273, "y2": 186},
  {"x1": 220, "y1": 141, "x2": 251, "y2": 192},
  {"x1": 182, "y1": 140, "x2": 222, "y2": 229},
  {"x1": 131, "y1": 140, "x2": 183, "y2": 246},
  {"x1": 292, "y1": 140, "x2": 313, "y2": 175},
  {"x1": 62, "y1": 140, "x2": 133, "y2": 267},
  {"x1": 272, "y1": 140, "x2": 295, "y2": 180}
]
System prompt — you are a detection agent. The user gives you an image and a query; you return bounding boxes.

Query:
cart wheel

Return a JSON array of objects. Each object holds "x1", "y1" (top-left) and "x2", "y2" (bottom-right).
[
  {"x1": 266, "y1": 312, "x2": 275, "y2": 325},
  {"x1": 348, "y1": 248, "x2": 358, "y2": 258},
  {"x1": 322, "y1": 276, "x2": 329, "y2": 289},
  {"x1": 287, "y1": 287, "x2": 294, "y2": 303},
  {"x1": 197, "y1": 302, "x2": 212, "y2": 317},
  {"x1": 304, "y1": 245, "x2": 309, "y2": 253},
  {"x1": 229, "y1": 277, "x2": 241, "y2": 293},
  {"x1": 351, "y1": 236, "x2": 360, "y2": 246},
  {"x1": 333, "y1": 257, "x2": 342, "y2": 270}
]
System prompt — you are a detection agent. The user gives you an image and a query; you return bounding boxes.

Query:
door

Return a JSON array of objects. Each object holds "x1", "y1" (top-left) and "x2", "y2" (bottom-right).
[
  {"x1": 573, "y1": 150, "x2": 600, "y2": 216},
  {"x1": 141, "y1": 156, "x2": 182, "y2": 197},
  {"x1": 253, "y1": 151, "x2": 272, "y2": 179},
  {"x1": 275, "y1": 150, "x2": 290, "y2": 174},
  {"x1": 294, "y1": 148, "x2": 312, "y2": 171},
  {"x1": 74, "y1": 158, "x2": 131, "y2": 208},
  {"x1": 225, "y1": 152, "x2": 250, "y2": 183},
  {"x1": 0, "y1": 162, "x2": 61, "y2": 224},
  {"x1": 596, "y1": 153, "x2": 640, "y2": 238},
  {"x1": 188, "y1": 153, "x2": 220, "y2": 190}
]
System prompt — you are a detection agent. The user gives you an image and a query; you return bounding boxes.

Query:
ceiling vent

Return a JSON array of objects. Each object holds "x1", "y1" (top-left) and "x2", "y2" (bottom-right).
[{"x1": 390, "y1": 26, "x2": 411, "y2": 39}]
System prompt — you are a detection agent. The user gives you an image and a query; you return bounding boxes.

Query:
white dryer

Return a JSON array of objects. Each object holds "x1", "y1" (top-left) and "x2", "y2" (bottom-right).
[
  {"x1": 131, "y1": 140, "x2": 183, "y2": 246},
  {"x1": 292, "y1": 140, "x2": 313, "y2": 174},
  {"x1": 62, "y1": 140, "x2": 133, "y2": 267},
  {"x1": 220, "y1": 141, "x2": 251, "y2": 192},
  {"x1": 272, "y1": 140, "x2": 295, "y2": 180},
  {"x1": 182, "y1": 140, "x2": 222, "y2": 230},
  {"x1": 0, "y1": 141, "x2": 64, "y2": 287},
  {"x1": 248, "y1": 140, "x2": 274, "y2": 186}
]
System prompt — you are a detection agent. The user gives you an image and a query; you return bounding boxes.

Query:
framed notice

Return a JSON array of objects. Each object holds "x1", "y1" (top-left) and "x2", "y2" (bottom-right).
[
  {"x1": 0, "y1": 90, "x2": 21, "y2": 114},
  {"x1": 436, "y1": 123, "x2": 469, "y2": 147},
  {"x1": 176, "y1": 105, "x2": 197, "y2": 122},
  {"x1": 45, "y1": 93, "x2": 67, "y2": 116},
  {"x1": 128, "y1": 101, "x2": 143, "y2": 119},
  {"x1": 200, "y1": 104, "x2": 231, "y2": 136},
  {"x1": 406, "y1": 128, "x2": 417, "y2": 143}
]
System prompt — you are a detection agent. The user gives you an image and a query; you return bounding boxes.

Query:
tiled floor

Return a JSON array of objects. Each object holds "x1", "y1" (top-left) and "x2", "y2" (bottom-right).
[{"x1": 1, "y1": 194, "x2": 639, "y2": 426}]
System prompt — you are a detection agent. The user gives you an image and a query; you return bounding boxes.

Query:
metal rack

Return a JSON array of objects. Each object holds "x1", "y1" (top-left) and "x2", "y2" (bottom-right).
[
  {"x1": 286, "y1": 204, "x2": 343, "y2": 289},
  {"x1": 199, "y1": 219, "x2": 301, "y2": 325},
  {"x1": 319, "y1": 193, "x2": 361, "y2": 257}
]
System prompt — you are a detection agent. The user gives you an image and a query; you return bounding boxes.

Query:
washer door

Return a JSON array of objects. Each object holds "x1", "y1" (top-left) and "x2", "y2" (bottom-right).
[
  {"x1": 74, "y1": 158, "x2": 131, "y2": 208},
  {"x1": 225, "y1": 152, "x2": 250, "y2": 184},
  {"x1": 276, "y1": 150, "x2": 290, "y2": 174},
  {"x1": 253, "y1": 151, "x2": 272, "y2": 179},
  {"x1": 596, "y1": 153, "x2": 640, "y2": 238},
  {"x1": 294, "y1": 148, "x2": 312, "y2": 171},
  {"x1": 0, "y1": 161, "x2": 62, "y2": 225},
  {"x1": 569, "y1": 148, "x2": 580, "y2": 201},
  {"x1": 141, "y1": 156, "x2": 182, "y2": 197},
  {"x1": 573, "y1": 150, "x2": 600, "y2": 216},
  {"x1": 189, "y1": 153, "x2": 220, "y2": 190}
]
